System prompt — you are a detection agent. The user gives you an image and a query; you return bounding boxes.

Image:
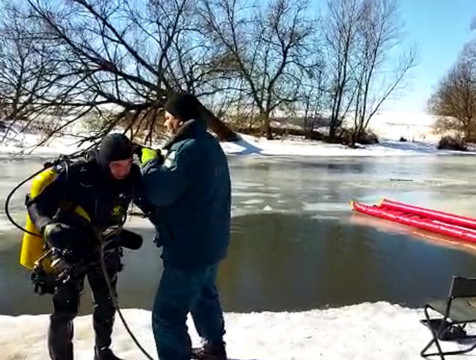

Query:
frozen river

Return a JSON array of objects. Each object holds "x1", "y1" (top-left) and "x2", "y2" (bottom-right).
[{"x1": 1, "y1": 155, "x2": 476, "y2": 315}]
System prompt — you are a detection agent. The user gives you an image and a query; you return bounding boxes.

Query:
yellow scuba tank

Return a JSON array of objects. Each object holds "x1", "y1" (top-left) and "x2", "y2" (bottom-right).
[
  {"x1": 20, "y1": 167, "x2": 57, "y2": 270},
  {"x1": 19, "y1": 165, "x2": 92, "y2": 271}
]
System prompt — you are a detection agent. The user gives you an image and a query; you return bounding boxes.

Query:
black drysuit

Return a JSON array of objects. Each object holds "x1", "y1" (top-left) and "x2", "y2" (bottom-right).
[{"x1": 27, "y1": 154, "x2": 144, "y2": 360}]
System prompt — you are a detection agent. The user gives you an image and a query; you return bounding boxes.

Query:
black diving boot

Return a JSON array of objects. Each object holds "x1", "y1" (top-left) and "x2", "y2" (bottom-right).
[{"x1": 94, "y1": 347, "x2": 124, "y2": 360}]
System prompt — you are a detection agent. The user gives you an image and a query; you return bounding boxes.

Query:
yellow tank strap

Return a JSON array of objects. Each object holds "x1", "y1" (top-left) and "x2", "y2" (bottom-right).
[
  {"x1": 61, "y1": 201, "x2": 91, "y2": 223},
  {"x1": 73, "y1": 205, "x2": 91, "y2": 222}
]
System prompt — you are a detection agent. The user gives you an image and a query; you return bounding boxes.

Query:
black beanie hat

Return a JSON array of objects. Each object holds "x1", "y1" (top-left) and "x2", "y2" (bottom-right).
[
  {"x1": 98, "y1": 133, "x2": 132, "y2": 170},
  {"x1": 164, "y1": 93, "x2": 202, "y2": 121}
]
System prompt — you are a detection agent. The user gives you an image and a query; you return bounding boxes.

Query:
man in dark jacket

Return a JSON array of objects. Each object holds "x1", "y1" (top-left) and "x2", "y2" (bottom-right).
[
  {"x1": 27, "y1": 134, "x2": 144, "y2": 360},
  {"x1": 139, "y1": 93, "x2": 231, "y2": 360}
]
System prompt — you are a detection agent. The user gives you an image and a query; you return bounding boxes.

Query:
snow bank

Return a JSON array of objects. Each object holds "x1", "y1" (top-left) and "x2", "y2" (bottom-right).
[
  {"x1": 1, "y1": 302, "x2": 465, "y2": 360},
  {"x1": 222, "y1": 134, "x2": 475, "y2": 157},
  {"x1": 220, "y1": 113, "x2": 476, "y2": 157}
]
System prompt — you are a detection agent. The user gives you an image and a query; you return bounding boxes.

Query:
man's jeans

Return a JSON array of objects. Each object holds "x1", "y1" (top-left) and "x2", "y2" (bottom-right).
[{"x1": 152, "y1": 263, "x2": 225, "y2": 360}]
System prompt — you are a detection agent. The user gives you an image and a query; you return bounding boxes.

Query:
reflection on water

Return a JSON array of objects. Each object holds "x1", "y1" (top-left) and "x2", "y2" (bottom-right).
[{"x1": 219, "y1": 213, "x2": 476, "y2": 312}]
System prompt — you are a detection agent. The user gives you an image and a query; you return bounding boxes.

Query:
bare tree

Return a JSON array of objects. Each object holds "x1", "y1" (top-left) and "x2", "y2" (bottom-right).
[
  {"x1": 0, "y1": 2, "x2": 59, "y2": 140},
  {"x1": 1, "y1": 0, "x2": 418, "y2": 148},
  {"x1": 324, "y1": 0, "x2": 362, "y2": 139},
  {"x1": 350, "y1": 0, "x2": 417, "y2": 145},
  {"x1": 298, "y1": 65, "x2": 328, "y2": 137},
  {"x1": 199, "y1": 0, "x2": 315, "y2": 139},
  {"x1": 429, "y1": 54, "x2": 476, "y2": 140},
  {"x1": 127, "y1": 0, "x2": 239, "y2": 141},
  {"x1": 11, "y1": 0, "x2": 237, "y2": 149}
]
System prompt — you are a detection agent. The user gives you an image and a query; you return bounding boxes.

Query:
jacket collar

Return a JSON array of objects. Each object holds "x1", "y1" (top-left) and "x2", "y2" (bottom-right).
[{"x1": 163, "y1": 119, "x2": 206, "y2": 150}]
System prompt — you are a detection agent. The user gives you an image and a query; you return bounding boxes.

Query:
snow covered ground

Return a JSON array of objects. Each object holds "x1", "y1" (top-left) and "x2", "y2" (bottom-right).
[
  {"x1": 2, "y1": 302, "x2": 470, "y2": 360},
  {"x1": 4, "y1": 132, "x2": 471, "y2": 158},
  {"x1": 222, "y1": 134, "x2": 475, "y2": 157}
]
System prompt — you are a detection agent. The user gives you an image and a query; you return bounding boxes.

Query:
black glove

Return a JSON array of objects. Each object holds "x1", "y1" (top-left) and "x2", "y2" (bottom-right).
[
  {"x1": 42, "y1": 222, "x2": 95, "y2": 262},
  {"x1": 43, "y1": 223, "x2": 76, "y2": 248},
  {"x1": 103, "y1": 229, "x2": 143, "y2": 250},
  {"x1": 116, "y1": 229, "x2": 143, "y2": 250}
]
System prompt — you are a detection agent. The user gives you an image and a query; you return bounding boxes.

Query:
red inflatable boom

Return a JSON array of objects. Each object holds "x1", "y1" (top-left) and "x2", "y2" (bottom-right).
[{"x1": 351, "y1": 199, "x2": 476, "y2": 244}]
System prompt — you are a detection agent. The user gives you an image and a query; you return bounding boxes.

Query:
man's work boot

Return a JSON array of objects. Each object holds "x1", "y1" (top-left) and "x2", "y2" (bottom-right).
[
  {"x1": 191, "y1": 342, "x2": 227, "y2": 360},
  {"x1": 94, "y1": 347, "x2": 124, "y2": 360}
]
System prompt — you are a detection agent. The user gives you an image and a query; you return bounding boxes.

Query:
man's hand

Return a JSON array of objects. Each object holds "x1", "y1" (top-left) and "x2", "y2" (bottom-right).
[
  {"x1": 132, "y1": 143, "x2": 163, "y2": 166},
  {"x1": 140, "y1": 148, "x2": 164, "y2": 166},
  {"x1": 141, "y1": 148, "x2": 159, "y2": 165}
]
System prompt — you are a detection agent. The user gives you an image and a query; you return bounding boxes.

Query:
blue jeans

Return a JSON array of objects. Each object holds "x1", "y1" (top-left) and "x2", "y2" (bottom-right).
[{"x1": 152, "y1": 264, "x2": 225, "y2": 360}]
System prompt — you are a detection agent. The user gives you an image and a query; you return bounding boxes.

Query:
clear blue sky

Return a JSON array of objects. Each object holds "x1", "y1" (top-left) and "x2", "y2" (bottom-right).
[{"x1": 386, "y1": 0, "x2": 476, "y2": 114}]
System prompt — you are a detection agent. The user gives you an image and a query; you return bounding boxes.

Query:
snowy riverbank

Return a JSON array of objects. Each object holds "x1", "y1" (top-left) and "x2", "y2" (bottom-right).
[{"x1": 1, "y1": 302, "x2": 463, "y2": 360}]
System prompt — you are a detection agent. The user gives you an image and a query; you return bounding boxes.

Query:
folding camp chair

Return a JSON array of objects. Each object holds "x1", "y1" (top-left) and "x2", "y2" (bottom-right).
[{"x1": 421, "y1": 276, "x2": 476, "y2": 359}]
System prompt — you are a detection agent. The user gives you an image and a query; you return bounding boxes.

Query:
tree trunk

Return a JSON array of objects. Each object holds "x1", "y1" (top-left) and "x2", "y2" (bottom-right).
[
  {"x1": 264, "y1": 113, "x2": 273, "y2": 140},
  {"x1": 200, "y1": 105, "x2": 239, "y2": 142},
  {"x1": 329, "y1": 120, "x2": 338, "y2": 139}
]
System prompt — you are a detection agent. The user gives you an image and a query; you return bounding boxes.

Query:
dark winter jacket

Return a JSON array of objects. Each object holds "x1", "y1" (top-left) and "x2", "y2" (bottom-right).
[{"x1": 141, "y1": 119, "x2": 231, "y2": 269}]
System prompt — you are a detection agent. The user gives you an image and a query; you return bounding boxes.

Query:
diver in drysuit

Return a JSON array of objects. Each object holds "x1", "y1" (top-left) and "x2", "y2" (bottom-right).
[{"x1": 26, "y1": 133, "x2": 145, "y2": 360}]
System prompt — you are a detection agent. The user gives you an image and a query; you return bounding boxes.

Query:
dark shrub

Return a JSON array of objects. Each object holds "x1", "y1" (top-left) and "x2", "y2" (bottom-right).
[{"x1": 437, "y1": 136, "x2": 467, "y2": 151}]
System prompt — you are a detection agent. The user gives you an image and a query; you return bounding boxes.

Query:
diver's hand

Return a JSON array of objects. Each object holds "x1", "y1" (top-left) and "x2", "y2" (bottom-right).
[
  {"x1": 42, "y1": 223, "x2": 86, "y2": 259},
  {"x1": 42, "y1": 223, "x2": 73, "y2": 247}
]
